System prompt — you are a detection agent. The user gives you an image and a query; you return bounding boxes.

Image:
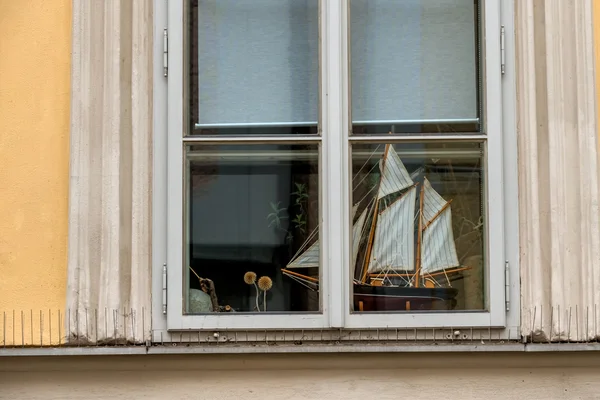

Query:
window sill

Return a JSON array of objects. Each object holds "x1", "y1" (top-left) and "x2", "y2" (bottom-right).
[{"x1": 2, "y1": 342, "x2": 600, "y2": 357}]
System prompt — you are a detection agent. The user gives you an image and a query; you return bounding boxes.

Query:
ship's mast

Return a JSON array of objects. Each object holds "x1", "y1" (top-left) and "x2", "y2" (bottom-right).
[
  {"x1": 360, "y1": 144, "x2": 389, "y2": 284},
  {"x1": 360, "y1": 199, "x2": 379, "y2": 283},
  {"x1": 414, "y1": 181, "x2": 425, "y2": 288}
]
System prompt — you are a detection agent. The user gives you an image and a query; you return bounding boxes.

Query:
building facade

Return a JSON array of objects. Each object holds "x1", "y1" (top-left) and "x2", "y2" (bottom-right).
[{"x1": 2, "y1": 0, "x2": 600, "y2": 398}]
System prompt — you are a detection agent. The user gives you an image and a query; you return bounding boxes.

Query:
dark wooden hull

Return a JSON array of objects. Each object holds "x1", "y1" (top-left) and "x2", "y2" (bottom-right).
[{"x1": 353, "y1": 284, "x2": 459, "y2": 311}]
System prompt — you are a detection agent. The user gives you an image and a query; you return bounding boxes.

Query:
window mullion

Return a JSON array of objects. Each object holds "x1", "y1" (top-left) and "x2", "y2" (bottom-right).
[
  {"x1": 323, "y1": 0, "x2": 347, "y2": 328},
  {"x1": 166, "y1": 0, "x2": 185, "y2": 330}
]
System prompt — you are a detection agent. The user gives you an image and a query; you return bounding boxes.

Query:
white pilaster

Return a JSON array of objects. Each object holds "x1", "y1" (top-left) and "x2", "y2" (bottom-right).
[
  {"x1": 66, "y1": 0, "x2": 153, "y2": 344},
  {"x1": 516, "y1": 0, "x2": 600, "y2": 341}
]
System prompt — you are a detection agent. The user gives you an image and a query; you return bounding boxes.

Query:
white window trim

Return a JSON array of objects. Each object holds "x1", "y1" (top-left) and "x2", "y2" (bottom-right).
[{"x1": 152, "y1": 0, "x2": 520, "y2": 334}]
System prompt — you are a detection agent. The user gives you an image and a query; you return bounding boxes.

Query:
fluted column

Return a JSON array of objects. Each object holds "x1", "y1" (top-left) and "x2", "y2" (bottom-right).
[
  {"x1": 516, "y1": 0, "x2": 600, "y2": 341},
  {"x1": 66, "y1": 0, "x2": 152, "y2": 344}
]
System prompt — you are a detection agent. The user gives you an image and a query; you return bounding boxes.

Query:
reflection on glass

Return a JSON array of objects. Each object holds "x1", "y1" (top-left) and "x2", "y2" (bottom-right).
[
  {"x1": 350, "y1": 142, "x2": 485, "y2": 312},
  {"x1": 350, "y1": 0, "x2": 480, "y2": 134},
  {"x1": 185, "y1": 144, "x2": 320, "y2": 314},
  {"x1": 189, "y1": 0, "x2": 319, "y2": 135}
]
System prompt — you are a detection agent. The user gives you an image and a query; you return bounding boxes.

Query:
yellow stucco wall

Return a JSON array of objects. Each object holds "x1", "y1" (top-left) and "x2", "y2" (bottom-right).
[{"x1": 0, "y1": 0, "x2": 71, "y2": 345}]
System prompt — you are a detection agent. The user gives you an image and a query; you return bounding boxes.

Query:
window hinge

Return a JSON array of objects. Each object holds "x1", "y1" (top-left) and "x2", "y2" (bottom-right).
[
  {"x1": 504, "y1": 260, "x2": 510, "y2": 312},
  {"x1": 162, "y1": 263, "x2": 168, "y2": 314},
  {"x1": 500, "y1": 25, "x2": 506, "y2": 75},
  {"x1": 163, "y1": 28, "x2": 168, "y2": 77}
]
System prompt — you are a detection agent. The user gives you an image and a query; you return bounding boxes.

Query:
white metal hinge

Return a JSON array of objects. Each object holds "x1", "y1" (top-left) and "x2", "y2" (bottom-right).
[
  {"x1": 504, "y1": 261, "x2": 510, "y2": 311},
  {"x1": 162, "y1": 263, "x2": 167, "y2": 314},
  {"x1": 163, "y1": 28, "x2": 168, "y2": 77},
  {"x1": 500, "y1": 25, "x2": 506, "y2": 75}
]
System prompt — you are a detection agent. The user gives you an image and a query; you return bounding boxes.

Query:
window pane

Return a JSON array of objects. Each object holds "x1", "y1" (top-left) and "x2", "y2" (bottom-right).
[
  {"x1": 350, "y1": 142, "x2": 485, "y2": 312},
  {"x1": 350, "y1": 0, "x2": 480, "y2": 134},
  {"x1": 189, "y1": 0, "x2": 319, "y2": 134},
  {"x1": 185, "y1": 144, "x2": 320, "y2": 314}
]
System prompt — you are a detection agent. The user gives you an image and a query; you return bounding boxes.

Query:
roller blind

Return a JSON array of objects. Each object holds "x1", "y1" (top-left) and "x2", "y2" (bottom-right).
[
  {"x1": 197, "y1": 0, "x2": 319, "y2": 127},
  {"x1": 350, "y1": 0, "x2": 478, "y2": 123}
]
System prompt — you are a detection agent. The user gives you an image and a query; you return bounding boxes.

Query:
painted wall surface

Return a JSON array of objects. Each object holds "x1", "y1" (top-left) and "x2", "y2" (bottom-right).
[
  {"x1": 6, "y1": 367, "x2": 600, "y2": 400},
  {"x1": 1, "y1": 354, "x2": 600, "y2": 400},
  {"x1": 596, "y1": 0, "x2": 600, "y2": 154},
  {"x1": 0, "y1": 0, "x2": 71, "y2": 345}
]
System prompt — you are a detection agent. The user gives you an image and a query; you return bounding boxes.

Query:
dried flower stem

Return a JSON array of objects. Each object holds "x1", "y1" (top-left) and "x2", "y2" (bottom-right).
[
  {"x1": 254, "y1": 283, "x2": 261, "y2": 312},
  {"x1": 263, "y1": 290, "x2": 267, "y2": 312}
]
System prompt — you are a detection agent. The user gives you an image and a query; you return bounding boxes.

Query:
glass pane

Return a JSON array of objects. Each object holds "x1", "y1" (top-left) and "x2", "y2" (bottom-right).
[
  {"x1": 184, "y1": 144, "x2": 320, "y2": 314},
  {"x1": 350, "y1": 0, "x2": 481, "y2": 134},
  {"x1": 188, "y1": 0, "x2": 319, "y2": 135},
  {"x1": 350, "y1": 142, "x2": 485, "y2": 312}
]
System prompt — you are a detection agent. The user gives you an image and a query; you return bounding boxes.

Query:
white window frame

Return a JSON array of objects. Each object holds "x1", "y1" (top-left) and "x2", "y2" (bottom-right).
[
  {"x1": 341, "y1": 0, "x2": 508, "y2": 330},
  {"x1": 166, "y1": 0, "x2": 331, "y2": 330},
  {"x1": 154, "y1": 0, "x2": 519, "y2": 333}
]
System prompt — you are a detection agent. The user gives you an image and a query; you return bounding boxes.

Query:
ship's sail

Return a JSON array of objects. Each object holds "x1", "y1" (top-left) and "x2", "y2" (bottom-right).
[
  {"x1": 377, "y1": 145, "x2": 414, "y2": 200},
  {"x1": 286, "y1": 240, "x2": 319, "y2": 269},
  {"x1": 351, "y1": 206, "x2": 369, "y2": 275},
  {"x1": 286, "y1": 203, "x2": 369, "y2": 271},
  {"x1": 420, "y1": 178, "x2": 459, "y2": 274},
  {"x1": 367, "y1": 186, "x2": 417, "y2": 273}
]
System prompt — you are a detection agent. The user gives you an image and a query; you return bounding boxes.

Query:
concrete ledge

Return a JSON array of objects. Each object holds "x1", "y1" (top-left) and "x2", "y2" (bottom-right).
[{"x1": 2, "y1": 342, "x2": 600, "y2": 357}]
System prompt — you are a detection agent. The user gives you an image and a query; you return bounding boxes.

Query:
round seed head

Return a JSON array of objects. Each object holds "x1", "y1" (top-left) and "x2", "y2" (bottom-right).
[
  {"x1": 257, "y1": 276, "x2": 273, "y2": 291},
  {"x1": 244, "y1": 271, "x2": 257, "y2": 285}
]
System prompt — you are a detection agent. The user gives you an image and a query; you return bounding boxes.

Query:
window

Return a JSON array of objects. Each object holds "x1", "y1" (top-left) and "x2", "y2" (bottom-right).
[{"x1": 163, "y1": 0, "x2": 511, "y2": 331}]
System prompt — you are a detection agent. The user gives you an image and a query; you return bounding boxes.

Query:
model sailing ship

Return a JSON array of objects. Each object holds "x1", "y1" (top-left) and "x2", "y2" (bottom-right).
[{"x1": 281, "y1": 144, "x2": 469, "y2": 311}]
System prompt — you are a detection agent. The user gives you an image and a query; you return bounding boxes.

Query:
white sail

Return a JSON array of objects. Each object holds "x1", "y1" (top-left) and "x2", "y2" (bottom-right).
[
  {"x1": 422, "y1": 177, "x2": 447, "y2": 222},
  {"x1": 286, "y1": 241, "x2": 319, "y2": 269},
  {"x1": 420, "y1": 178, "x2": 459, "y2": 274},
  {"x1": 377, "y1": 145, "x2": 414, "y2": 200},
  {"x1": 352, "y1": 203, "x2": 359, "y2": 219},
  {"x1": 368, "y1": 186, "x2": 417, "y2": 273},
  {"x1": 286, "y1": 203, "x2": 368, "y2": 271},
  {"x1": 351, "y1": 206, "x2": 369, "y2": 275}
]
